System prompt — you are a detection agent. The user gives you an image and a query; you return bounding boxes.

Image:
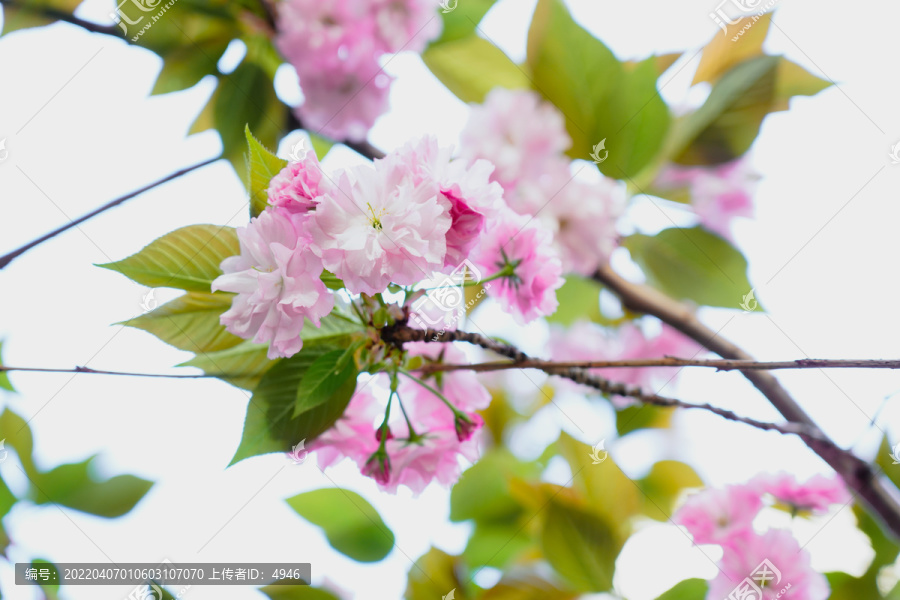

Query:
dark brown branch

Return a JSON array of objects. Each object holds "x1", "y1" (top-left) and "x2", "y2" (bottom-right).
[
  {"x1": 381, "y1": 323, "x2": 828, "y2": 444},
  {"x1": 591, "y1": 263, "x2": 900, "y2": 540},
  {"x1": 286, "y1": 113, "x2": 385, "y2": 161},
  {"x1": 0, "y1": 365, "x2": 212, "y2": 378},
  {"x1": 0, "y1": 157, "x2": 219, "y2": 270},
  {"x1": 0, "y1": 0, "x2": 121, "y2": 37},
  {"x1": 417, "y1": 356, "x2": 900, "y2": 374}
]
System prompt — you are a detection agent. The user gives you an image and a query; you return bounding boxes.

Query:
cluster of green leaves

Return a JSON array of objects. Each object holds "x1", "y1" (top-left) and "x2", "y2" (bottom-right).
[
  {"x1": 401, "y1": 428, "x2": 704, "y2": 599},
  {"x1": 0, "y1": 405, "x2": 153, "y2": 598},
  {"x1": 423, "y1": 1, "x2": 829, "y2": 311}
]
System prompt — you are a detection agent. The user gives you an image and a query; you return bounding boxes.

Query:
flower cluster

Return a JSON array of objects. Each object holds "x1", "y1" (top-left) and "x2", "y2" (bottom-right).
[
  {"x1": 674, "y1": 472, "x2": 850, "y2": 599},
  {"x1": 275, "y1": 0, "x2": 442, "y2": 142},
  {"x1": 214, "y1": 136, "x2": 563, "y2": 355},
  {"x1": 549, "y1": 320, "x2": 702, "y2": 405},
  {"x1": 653, "y1": 157, "x2": 758, "y2": 242},
  {"x1": 459, "y1": 88, "x2": 624, "y2": 275},
  {"x1": 310, "y1": 342, "x2": 491, "y2": 493}
]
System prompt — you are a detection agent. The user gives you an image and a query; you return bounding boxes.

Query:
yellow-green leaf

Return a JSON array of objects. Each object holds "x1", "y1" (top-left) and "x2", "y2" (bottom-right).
[
  {"x1": 123, "y1": 291, "x2": 241, "y2": 353},
  {"x1": 692, "y1": 14, "x2": 772, "y2": 85},
  {"x1": 245, "y1": 125, "x2": 288, "y2": 218},
  {"x1": 423, "y1": 35, "x2": 530, "y2": 104}
]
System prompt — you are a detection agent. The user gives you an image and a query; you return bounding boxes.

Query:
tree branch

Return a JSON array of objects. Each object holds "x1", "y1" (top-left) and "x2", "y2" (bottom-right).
[
  {"x1": 0, "y1": 365, "x2": 212, "y2": 378},
  {"x1": 0, "y1": 157, "x2": 219, "y2": 270},
  {"x1": 417, "y1": 356, "x2": 900, "y2": 374},
  {"x1": 0, "y1": 0, "x2": 122, "y2": 37},
  {"x1": 591, "y1": 264, "x2": 900, "y2": 540},
  {"x1": 381, "y1": 324, "x2": 829, "y2": 445}
]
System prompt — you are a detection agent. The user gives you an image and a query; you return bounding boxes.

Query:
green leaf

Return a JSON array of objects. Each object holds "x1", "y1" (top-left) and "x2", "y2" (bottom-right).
[
  {"x1": 545, "y1": 276, "x2": 601, "y2": 327},
  {"x1": 481, "y1": 575, "x2": 578, "y2": 600},
  {"x1": 616, "y1": 404, "x2": 674, "y2": 436},
  {"x1": 214, "y1": 60, "x2": 286, "y2": 179},
  {"x1": 179, "y1": 340, "x2": 273, "y2": 390},
  {"x1": 671, "y1": 55, "x2": 830, "y2": 165},
  {"x1": 655, "y1": 578, "x2": 708, "y2": 599},
  {"x1": 229, "y1": 345, "x2": 356, "y2": 465},
  {"x1": 540, "y1": 497, "x2": 620, "y2": 592},
  {"x1": 308, "y1": 133, "x2": 335, "y2": 162},
  {"x1": 1, "y1": 0, "x2": 82, "y2": 35},
  {"x1": 423, "y1": 35, "x2": 530, "y2": 104},
  {"x1": 30, "y1": 457, "x2": 153, "y2": 518},
  {"x1": 526, "y1": 0, "x2": 670, "y2": 177},
  {"x1": 147, "y1": 582, "x2": 178, "y2": 600},
  {"x1": 98, "y1": 224, "x2": 238, "y2": 292},
  {"x1": 462, "y1": 519, "x2": 531, "y2": 570},
  {"x1": 123, "y1": 291, "x2": 242, "y2": 353},
  {"x1": 286, "y1": 488, "x2": 394, "y2": 562},
  {"x1": 261, "y1": 585, "x2": 340, "y2": 600},
  {"x1": 637, "y1": 460, "x2": 703, "y2": 521},
  {"x1": 0, "y1": 341, "x2": 14, "y2": 392},
  {"x1": 293, "y1": 349, "x2": 359, "y2": 418},
  {"x1": 30, "y1": 558, "x2": 61, "y2": 600},
  {"x1": 300, "y1": 312, "x2": 366, "y2": 345},
  {"x1": 450, "y1": 448, "x2": 538, "y2": 523},
  {"x1": 693, "y1": 15, "x2": 772, "y2": 85},
  {"x1": 245, "y1": 125, "x2": 288, "y2": 218},
  {"x1": 623, "y1": 227, "x2": 754, "y2": 309},
  {"x1": 432, "y1": 0, "x2": 496, "y2": 45},
  {"x1": 404, "y1": 548, "x2": 467, "y2": 600},
  {"x1": 0, "y1": 408, "x2": 36, "y2": 475},
  {"x1": 151, "y1": 36, "x2": 231, "y2": 95}
]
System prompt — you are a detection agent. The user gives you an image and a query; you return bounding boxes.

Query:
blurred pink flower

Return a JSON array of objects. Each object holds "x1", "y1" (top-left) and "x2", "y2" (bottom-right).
[
  {"x1": 212, "y1": 208, "x2": 334, "y2": 359},
  {"x1": 311, "y1": 385, "x2": 383, "y2": 469},
  {"x1": 470, "y1": 208, "x2": 564, "y2": 324},
  {"x1": 708, "y1": 529, "x2": 829, "y2": 600},
  {"x1": 542, "y1": 177, "x2": 624, "y2": 275},
  {"x1": 752, "y1": 471, "x2": 851, "y2": 514},
  {"x1": 654, "y1": 158, "x2": 757, "y2": 242},
  {"x1": 267, "y1": 153, "x2": 327, "y2": 213},
  {"x1": 309, "y1": 163, "x2": 450, "y2": 295},
  {"x1": 371, "y1": 0, "x2": 441, "y2": 54},
  {"x1": 460, "y1": 88, "x2": 571, "y2": 191},
  {"x1": 382, "y1": 428, "x2": 480, "y2": 494},
  {"x1": 548, "y1": 321, "x2": 702, "y2": 401},
  {"x1": 673, "y1": 484, "x2": 762, "y2": 545}
]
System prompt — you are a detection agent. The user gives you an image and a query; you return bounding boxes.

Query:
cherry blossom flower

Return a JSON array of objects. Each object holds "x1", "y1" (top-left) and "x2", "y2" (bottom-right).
[
  {"x1": 371, "y1": 0, "x2": 442, "y2": 54},
  {"x1": 460, "y1": 88, "x2": 571, "y2": 190},
  {"x1": 267, "y1": 153, "x2": 327, "y2": 213},
  {"x1": 673, "y1": 484, "x2": 762, "y2": 545},
  {"x1": 310, "y1": 385, "x2": 382, "y2": 469},
  {"x1": 469, "y1": 208, "x2": 564, "y2": 324},
  {"x1": 309, "y1": 163, "x2": 451, "y2": 295},
  {"x1": 708, "y1": 529, "x2": 829, "y2": 600},
  {"x1": 386, "y1": 136, "x2": 504, "y2": 269},
  {"x1": 752, "y1": 471, "x2": 851, "y2": 514},
  {"x1": 212, "y1": 208, "x2": 334, "y2": 359},
  {"x1": 654, "y1": 158, "x2": 757, "y2": 242}
]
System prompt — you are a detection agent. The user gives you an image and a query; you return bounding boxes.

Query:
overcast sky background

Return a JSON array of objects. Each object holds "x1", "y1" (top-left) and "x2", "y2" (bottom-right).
[{"x1": 1, "y1": 0, "x2": 900, "y2": 598}]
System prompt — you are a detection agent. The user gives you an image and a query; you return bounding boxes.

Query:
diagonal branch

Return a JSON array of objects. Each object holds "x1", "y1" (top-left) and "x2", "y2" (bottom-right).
[
  {"x1": 381, "y1": 324, "x2": 829, "y2": 445},
  {"x1": 591, "y1": 263, "x2": 900, "y2": 540},
  {"x1": 0, "y1": 0, "x2": 121, "y2": 36},
  {"x1": 0, "y1": 157, "x2": 220, "y2": 270},
  {"x1": 417, "y1": 356, "x2": 900, "y2": 374}
]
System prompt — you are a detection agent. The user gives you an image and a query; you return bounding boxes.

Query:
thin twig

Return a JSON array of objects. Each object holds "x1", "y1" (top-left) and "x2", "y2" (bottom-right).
[
  {"x1": 380, "y1": 323, "x2": 827, "y2": 443},
  {"x1": 417, "y1": 356, "x2": 900, "y2": 374},
  {"x1": 592, "y1": 263, "x2": 900, "y2": 540},
  {"x1": 0, "y1": 365, "x2": 212, "y2": 378},
  {"x1": 0, "y1": 157, "x2": 220, "y2": 270},
  {"x1": 0, "y1": 0, "x2": 121, "y2": 37}
]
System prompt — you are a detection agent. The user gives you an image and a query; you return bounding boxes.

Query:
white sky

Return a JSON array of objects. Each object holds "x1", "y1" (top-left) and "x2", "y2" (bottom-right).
[{"x1": 1, "y1": 0, "x2": 900, "y2": 599}]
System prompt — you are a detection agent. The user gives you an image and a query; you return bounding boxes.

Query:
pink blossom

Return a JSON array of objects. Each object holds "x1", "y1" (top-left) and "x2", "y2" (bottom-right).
[
  {"x1": 752, "y1": 472, "x2": 851, "y2": 514},
  {"x1": 310, "y1": 385, "x2": 382, "y2": 469},
  {"x1": 381, "y1": 428, "x2": 480, "y2": 494},
  {"x1": 470, "y1": 208, "x2": 564, "y2": 323},
  {"x1": 402, "y1": 341, "x2": 492, "y2": 420},
  {"x1": 542, "y1": 176, "x2": 624, "y2": 275},
  {"x1": 673, "y1": 485, "x2": 762, "y2": 545},
  {"x1": 295, "y1": 55, "x2": 393, "y2": 143},
  {"x1": 548, "y1": 321, "x2": 702, "y2": 401},
  {"x1": 371, "y1": 0, "x2": 441, "y2": 54},
  {"x1": 309, "y1": 163, "x2": 451, "y2": 295},
  {"x1": 212, "y1": 208, "x2": 334, "y2": 359},
  {"x1": 385, "y1": 136, "x2": 504, "y2": 269},
  {"x1": 267, "y1": 153, "x2": 327, "y2": 213},
  {"x1": 460, "y1": 88, "x2": 571, "y2": 190},
  {"x1": 654, "y1": 158, "x2": 757, "y2": 242},
  {"x1": 275, "y1": 0, "x2": 371, "y2": 72},
  {"x1": 708, "y1": 530, "x2": 829, "y2": 600}
]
